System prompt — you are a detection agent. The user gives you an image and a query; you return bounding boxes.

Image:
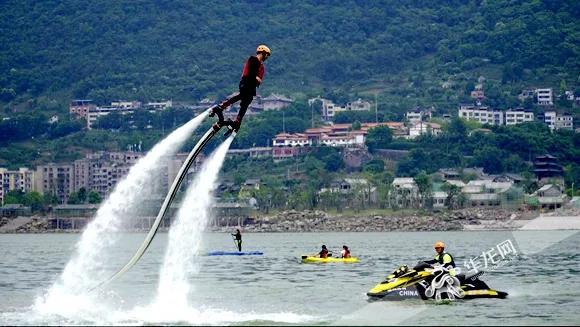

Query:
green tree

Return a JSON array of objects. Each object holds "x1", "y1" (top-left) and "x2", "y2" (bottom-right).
[
  {"x1": 88, "y1": 191, "x2": 102, "y2": 204},
  {"x1": 365, "y1": 126, "x2": 393, "y2": 153}
]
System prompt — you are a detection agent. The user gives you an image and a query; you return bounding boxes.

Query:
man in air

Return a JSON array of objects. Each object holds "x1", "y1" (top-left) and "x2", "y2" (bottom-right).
[{"x1": 210, "y1": 44, "x2": 271, "y2": 133}]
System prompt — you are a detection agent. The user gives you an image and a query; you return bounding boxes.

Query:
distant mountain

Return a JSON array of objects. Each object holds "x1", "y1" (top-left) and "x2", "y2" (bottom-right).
[{"x1": 1, "y1": 0, "x2": 578, "y2": 109}]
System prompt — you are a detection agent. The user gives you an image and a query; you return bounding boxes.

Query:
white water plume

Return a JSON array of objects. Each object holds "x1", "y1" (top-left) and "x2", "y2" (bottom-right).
[
  {"x1": 39, "y1": 111, "x2": 208, "y2": 302},
  {"x1": 156, "y1": 134, "x2": 235, "y2": 308}
]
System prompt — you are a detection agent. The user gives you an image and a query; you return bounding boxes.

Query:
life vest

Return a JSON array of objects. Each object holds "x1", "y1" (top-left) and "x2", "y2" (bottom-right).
[{"x1": 434, "y1": 252, "x2": 456, "y2": 268}]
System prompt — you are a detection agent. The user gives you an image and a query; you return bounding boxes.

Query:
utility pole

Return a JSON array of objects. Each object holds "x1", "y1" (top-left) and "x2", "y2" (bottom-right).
[
  {"x1": 283, "y1": 111, "x2": 286, "y2": 133},
  {"x1": 375, "y1": 93, "x2": 378, "y2": 123}
]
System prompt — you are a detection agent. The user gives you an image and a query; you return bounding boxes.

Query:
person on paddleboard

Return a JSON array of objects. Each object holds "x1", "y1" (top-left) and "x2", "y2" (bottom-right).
[
  {"x1": 210, "y1": 44, "x2": 271, "y2": 132},
  {"x1": 232, "y1": 229, "x2": 242, "y2": 252}
]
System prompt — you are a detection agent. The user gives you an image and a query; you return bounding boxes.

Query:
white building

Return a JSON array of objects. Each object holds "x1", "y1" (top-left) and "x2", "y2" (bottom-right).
[
  {"x1": 320, "y1": 133, "x2": 365, "y2": 147},
  {"x1": 272, "y1": 133, "x2": 312, "y2": 147},
  {"x1": 405, "y1": 109, "x2": 432, "y2": 123},
  {"x1": 86, "y1": 101, "x2": 143, "y2": 129},
  {"x1": 458, "y1": 105, "x2": 504, "y2": 125},
  {"x1": 536, "y1": 88, "x2": 553, "y2": 106},
  {"x1": 555, "y1": 113, "x2": 574, "y2": 130},
  {"x1": 544, "y1": 111, "x2": 574, "y2": 131},
  {"x1": 505, "y1": 109, "x2": 534, "y2": 125},
  {"x1": 145, "y1": 100, "x2": 173, "y2": 110},
  {"x1": 408, "y1": 122, "x2": 442, "y2": 139},
  {"x1": 313, "y1": 98, "x2": 372, "y2": 121}
]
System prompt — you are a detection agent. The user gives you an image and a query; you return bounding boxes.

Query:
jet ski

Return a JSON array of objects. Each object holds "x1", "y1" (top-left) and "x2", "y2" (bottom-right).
[{"x1": 367, "y1": 263, "x2": 508, "y2": 301}]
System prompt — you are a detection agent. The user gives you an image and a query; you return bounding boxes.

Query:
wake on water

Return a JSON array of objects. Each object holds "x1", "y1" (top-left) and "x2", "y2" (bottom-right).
[{"x1": 29, "y1": 118, "x2": 315, "y2": 325}]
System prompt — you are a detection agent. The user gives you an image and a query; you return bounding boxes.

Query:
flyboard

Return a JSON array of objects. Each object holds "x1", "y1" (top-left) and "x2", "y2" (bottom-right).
[{"x1": 91, "y1": 109, "x2": 234, "y2": 291}]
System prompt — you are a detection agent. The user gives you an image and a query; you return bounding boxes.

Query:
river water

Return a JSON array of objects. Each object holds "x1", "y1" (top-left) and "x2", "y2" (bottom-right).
[{"x1": 1, "y1": 231, "x2": 579, "y2": 325}]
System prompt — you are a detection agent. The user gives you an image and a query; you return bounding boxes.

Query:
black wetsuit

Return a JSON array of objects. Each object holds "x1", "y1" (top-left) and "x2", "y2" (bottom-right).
[{"x1": 232, "y1": 231, "x2": 242, "y2": 252}]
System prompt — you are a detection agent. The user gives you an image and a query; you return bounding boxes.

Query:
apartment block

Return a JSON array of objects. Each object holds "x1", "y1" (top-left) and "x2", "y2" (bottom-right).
[
  {"x1": 536, "y1": 88, "x2": 553, "y2": 106},
  {"x1": 505, "y1": 109, "x2": 534, "y2": 125},
  {"x1": 0, "y1": 168, "x2": 35, "y2": 205},
  {"x1": 35, "y1": 164, "x2": 74, "y2": 204},
  {"x1": 458, "y1": 105, "x2": 504, "y2": 125}
]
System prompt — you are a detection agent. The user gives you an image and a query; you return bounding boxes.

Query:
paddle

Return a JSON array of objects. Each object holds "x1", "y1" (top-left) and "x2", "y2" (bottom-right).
[{"x1": 231, "y1": 234, "x2": 240, "y2": 252}]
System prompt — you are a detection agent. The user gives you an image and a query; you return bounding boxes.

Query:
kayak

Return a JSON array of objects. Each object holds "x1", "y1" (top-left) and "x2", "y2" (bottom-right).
[
  {"x1": 301, "y1": 256, "x2": 359, "y2": 263},
  {"x1": 207, "y1": 251, "x2": 264, "y2": 256}
]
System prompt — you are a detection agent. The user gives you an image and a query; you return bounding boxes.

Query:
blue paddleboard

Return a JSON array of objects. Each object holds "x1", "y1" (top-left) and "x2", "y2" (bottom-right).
[{"x1": 207, "y1": 251, "x2": 264, "y2": 256}]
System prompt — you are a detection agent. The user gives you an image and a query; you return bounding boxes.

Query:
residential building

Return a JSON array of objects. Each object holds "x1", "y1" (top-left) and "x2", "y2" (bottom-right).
[
  {"x1": 462, "y1": 180, "x2": 513, "y2": 207},
  {"x1": 391, "y1": 178, "x2": 419, "y2": 208},
  {"x1": 432, "y1": 191, "x2": 449, "y2": 210},
  {"x1": 314, "y1": 98, "x2": 372, "y2": 121},
  {"x1": 320, "y1": 178, "x2": 376, "y2": 203},
  {"x1": 35, "y1": 164, "x2": 74, "y2": 204},
  {"x1": 555, "y1": 113, "x2": 574, "y2": 130},
  {"x1": 542, "y1": 111, "x2": 573, "y2": 131},
  {"x1": 0, "y1": 168, "x2": 35, "y2": 205},
  {"x1": 529, "y1": 184, "x2": 566, "y2": 210},
  {"x1": 69, "y1": 99, "x2": 95, "y2": 119},
  {"x1": 86, "y1": 101, "x2": 142, "y2": 129},
  {"x1": 458, "y1": 105, "x2": 504, "y2": 125},
  {"x1": 405, "y1": 108, "x2": 432, "y2": 123},
  {"x1": 505, "y1": 108, "x2": 534, "y2": 125},
  {"x1": 145, "y1": 100, "x2": 173, "y2": 110},
  {"x1": 535, "y1": 88, "x2": 553, "y2": 106},
  {"x1": 408, "y1": 122, "x2": 442, "y2": 139},
  {"x1": 250, "y1": 94, "x2": 293, "y2": 111},
  {"x1": 272, "y1": 133, "x2": 312, "y2": 147}
]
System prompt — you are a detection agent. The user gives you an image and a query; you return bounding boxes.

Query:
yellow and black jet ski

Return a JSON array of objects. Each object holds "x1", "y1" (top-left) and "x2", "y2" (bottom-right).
[{"x1": 367, "y1": 263, "x2": 508, "y2": 301}]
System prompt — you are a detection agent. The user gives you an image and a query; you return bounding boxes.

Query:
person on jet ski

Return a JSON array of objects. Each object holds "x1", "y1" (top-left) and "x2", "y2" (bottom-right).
[
  {"x1": 210, "y1": 44, "x2": 271, "y2": 132},
  {"x1": 341, "y1": 245, "x2": 351, "y2": 258},
  {"x1": 319, "y1": 245, "x2": 329, "y2": 258},
  {"x1": 419, "y1": 241, "x2": 457, "y2": 275}
]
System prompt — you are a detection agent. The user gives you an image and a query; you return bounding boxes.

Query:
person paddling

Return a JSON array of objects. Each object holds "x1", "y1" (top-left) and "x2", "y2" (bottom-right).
[
  {"x1": 319, "y1": 245, "x2": 329, "y2": 258},
  {"x1": 231, "y1": 229, "x2": 242, "y2": 252},
  {"x1": 341, "y1": 245, "x2": 351, "y2": 258}
]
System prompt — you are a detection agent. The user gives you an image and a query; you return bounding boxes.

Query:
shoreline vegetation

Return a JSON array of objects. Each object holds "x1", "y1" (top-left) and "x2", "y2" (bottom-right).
[{"x1": 3, "y1": 207, "x2": 578, "y2": 234}]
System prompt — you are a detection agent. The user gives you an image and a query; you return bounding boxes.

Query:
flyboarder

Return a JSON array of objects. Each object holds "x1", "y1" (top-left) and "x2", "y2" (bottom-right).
[
  {"x1": 210, "y1": 44, "x2": 271, "y2": 134},
  {"x1": 232, "y1": 228, "x2": 242, "y2": 252}
]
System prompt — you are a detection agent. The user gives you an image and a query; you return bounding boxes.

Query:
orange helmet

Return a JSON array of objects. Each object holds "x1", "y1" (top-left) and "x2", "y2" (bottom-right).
[
  {"x1": 434, "y1": 241, "x2": 445, "y2": 249},
  {"x1": 256, "y1": 44, "x2": 271, "y2": 56}
]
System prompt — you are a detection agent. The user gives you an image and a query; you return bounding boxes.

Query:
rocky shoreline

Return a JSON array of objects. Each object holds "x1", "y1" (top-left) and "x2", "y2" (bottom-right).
[
  {"x1": 2, "y1": 207, "x2": 570, "y2": 234},
  {"x1": 211, "y1": 208, "x2": 537, "y2": 233}
]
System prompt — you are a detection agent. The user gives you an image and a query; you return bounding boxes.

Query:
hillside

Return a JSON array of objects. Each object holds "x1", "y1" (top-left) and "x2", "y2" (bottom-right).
[{"x1": 1, "y1": 0, "x2": 579, "y2": 113}]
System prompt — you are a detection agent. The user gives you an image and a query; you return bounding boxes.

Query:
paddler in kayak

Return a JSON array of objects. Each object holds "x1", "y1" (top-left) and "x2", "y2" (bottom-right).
[
  {"x1": 341, "y1": 245, "x2": 351, "y2": 258},
  {"x1": 319, "y1": 245, "x2": 329, "y2": 258},
  {"x1": 231, "y1": 229, "x2": 242, "y2": 252}
]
